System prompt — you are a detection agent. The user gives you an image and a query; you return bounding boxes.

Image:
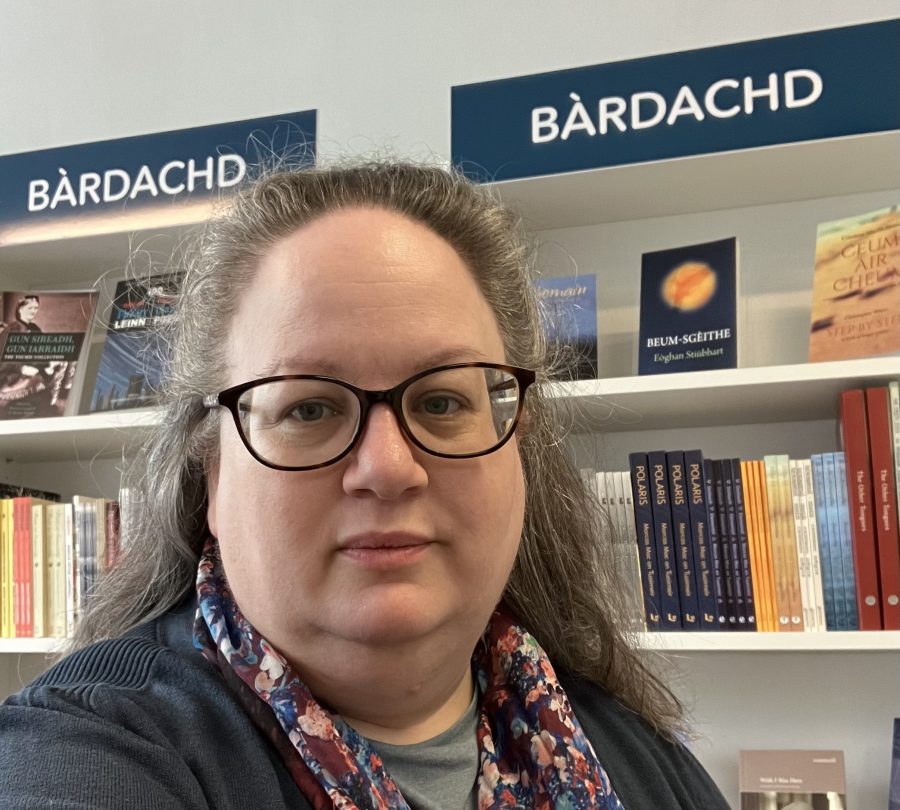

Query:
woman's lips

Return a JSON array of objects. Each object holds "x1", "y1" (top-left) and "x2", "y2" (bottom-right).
[{"x1": 338, "y1": 532, "x2": 433, "y2": 569}]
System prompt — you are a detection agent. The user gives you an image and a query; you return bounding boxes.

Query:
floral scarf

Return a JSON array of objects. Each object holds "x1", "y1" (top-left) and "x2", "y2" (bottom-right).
[{"x1": 193, "y1": 538, "x2": 625, "y2": 809}]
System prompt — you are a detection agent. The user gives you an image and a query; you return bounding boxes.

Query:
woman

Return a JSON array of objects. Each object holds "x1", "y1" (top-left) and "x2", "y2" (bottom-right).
[
  {"x1": 0, "y1": 163, "x2": 728, "y2": 809},
  {"x1": 8, "y1": 295, "x2": 43, "y2": 333}
]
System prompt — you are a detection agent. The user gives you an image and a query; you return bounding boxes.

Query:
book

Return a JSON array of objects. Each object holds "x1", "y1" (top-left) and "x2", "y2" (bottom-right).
[
  {"x1": 0, "y1": 499, "x2": 12, "y2": 636},
  {"x1": 811, "y1": 454, "x2": 839, "y2": 630},
  {"x1": 88, "y1": 275, "x2": 181, "y2": 412},
  {"x1": 684, "y1": 450, "x2": 719, "y2": 630},
  {"x1": 666, "y1": 452, "x2": 700, "y2": 628},
  {"x1": 891, "y1": 718, "x2": 900, "y2": 810},
  {"x1": 789, "y1": 460, "x2": 818, "y2": 631},
  {"x1": 764, "y1": 455, "x2": 804, "y2": 631},
  {"x1": 711, "y1": 459, "x2": 741, "y2": 627},
  {"x1": 742, "y1": 459, "x2": 771, "y2": 632},
  {"x1": 840, "y1": 389, "x2": 882, "y2": 629},
  {"x1": 534, "y1": 274, "x2": 598, "y2": 380},
  {"x1": 800, "y1": 459, "x2": 827, "y2": 631},
  {"x1": 647, "y1": 450, "x2": 682, "y2": 629},
  {"x1": 702, "y1": 458, "x2": 728, "y2": 628},
  {"x1": 749, "y1": 460, "x2": 778, "y2": 632},
  {"x1": 865, "y1": 387, "x2": 900, "y2": 629},
  {"x1": 832, "y1": 452, "x2": 860, "y2": 630},
  {"x1": 0, "y1": 482, "x2": 60, "y2": 501},
  {"x1": 0, "y1": 290, "x2": 98, "y2": 419},
  {"x1": 729, "y1": 459, "x2": 756, "y2": 630},
  {"x1": 628, "y1": 453, "x2": 661, "y2": 630},
  {"x1": 809, "y1": 204, "x2": 900, "y2": 362},
  {"x1": 892, "y1": 382, "x2": 900, "y2": 521},
  {"x1": 638, "y1": 236, "x2": 738, "y2": 375},
  {"x1": 739, "y1": 749, "x2": 846, "y2": 810}
]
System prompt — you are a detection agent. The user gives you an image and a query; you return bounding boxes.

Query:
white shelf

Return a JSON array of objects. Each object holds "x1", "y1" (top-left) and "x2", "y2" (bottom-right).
[
  {"x1": 493, "y1": 131, "x2": 900, "y2": 228},
  {"x1": 641, "y1": 630, "x2": 900, "y2": 652},
  {"x1": 0, "y1": 637, "x2": 62, "y2": 654},
  {"x1": 0, "y1": 409, "x2": 160, "y2": 462},
  {"x1": 3, "y1": 356, "x2": 897, "y2": 462},
  {"x1": 549, "y1": 355, "x2": 899, "y2": 433}
]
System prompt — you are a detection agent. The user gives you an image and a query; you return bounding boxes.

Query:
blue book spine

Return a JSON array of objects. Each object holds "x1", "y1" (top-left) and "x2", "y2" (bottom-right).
[
  {"x1": 685, "y1": 450, "x2": 718, "y2": 629},
  {"x1": 703, "y1": 458, "x2": 728, "y2": 628},
  {"x1": 712, "y1": 459, "x2": 740, "y2": 628},
  {"x1": 730, "y1": 460, "x2": 757, "y2": 631},
  {"x1": 666, "y1": 451, "x2": 700, "y2": 629},
  {"x1": 834, "y1": 452, "x2": 860, "y2": 630},
  {"x1": 823, "y1": 452, "x2": 849, "y2": 630},
  {"x1": 811, "y1": 454, "x2": 838, "y2": 630},
  {"x1": 628, "y1": 453, "x2": 661, "y2": 631},
  {"x1": 647, "y1": 451, "x2": 683, "y2": 629}
]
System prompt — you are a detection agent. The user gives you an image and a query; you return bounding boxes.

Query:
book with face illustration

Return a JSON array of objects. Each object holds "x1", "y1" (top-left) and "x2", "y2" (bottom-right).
[
  {"x1": 809, "y1": 205, "x2": 900, "y2": 362},
  {"x1": 0, "y1": 290, "x2": 97, "y2": 419}
]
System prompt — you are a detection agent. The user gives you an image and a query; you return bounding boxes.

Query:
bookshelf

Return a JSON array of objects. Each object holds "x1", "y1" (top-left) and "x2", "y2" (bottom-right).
[{"x1": 2, "y1": 130, "x2": 899, "y2": 808}]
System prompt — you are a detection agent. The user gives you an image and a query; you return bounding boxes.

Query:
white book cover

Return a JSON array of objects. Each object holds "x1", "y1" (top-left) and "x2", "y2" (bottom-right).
[
  {"x1": 610, "y1": 470, "x2": 627, "y2": 545},
  {"x1": 62, "y1": 503, "x2": 75, "y2": 639},
  {"x1": 789, "y1": 459, "x2": 817, "y2": 631},
  {"x1": 801, "y1": 459, "x2": 827, "y2": 632},
  {"x1": 30, "y1": 503, "x2": 46, "y2": 639}
]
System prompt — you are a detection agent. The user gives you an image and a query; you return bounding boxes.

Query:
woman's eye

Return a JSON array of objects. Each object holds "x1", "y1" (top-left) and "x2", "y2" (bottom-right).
[
  {"x1": 288, "y1": 402, "x2": 333, "y2": 421},
  {"x1": 421, "y1": 395, "x2": 461, "y2": 415}
]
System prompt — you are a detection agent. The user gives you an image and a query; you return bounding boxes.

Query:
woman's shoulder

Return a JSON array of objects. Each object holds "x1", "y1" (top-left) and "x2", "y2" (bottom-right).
[{"x1": 559, "y1": 669, "x2": 730, "y2": 810}]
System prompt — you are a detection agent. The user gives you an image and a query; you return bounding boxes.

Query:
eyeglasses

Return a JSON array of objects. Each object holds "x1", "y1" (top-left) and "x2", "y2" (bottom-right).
[{"x1": 203, "y1": 362, "x2": 536, "y2": 471}]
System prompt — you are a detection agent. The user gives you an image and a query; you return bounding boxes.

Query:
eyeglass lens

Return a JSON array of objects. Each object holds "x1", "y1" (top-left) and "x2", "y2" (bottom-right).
[{"x1": 235, "y1": 366, "x2": 521, "y2": 468}]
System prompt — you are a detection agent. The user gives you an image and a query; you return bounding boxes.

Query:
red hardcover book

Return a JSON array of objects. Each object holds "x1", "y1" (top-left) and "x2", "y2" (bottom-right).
[
  {"x1": 865, "y1": 387, "x2": 900, "y2": 629},
  {"x1": 13, "y1": 497, "x2": 34, "y2": 637},
  {"x1": 840, "y1": 389, "x2": 882, "y2": 630}
]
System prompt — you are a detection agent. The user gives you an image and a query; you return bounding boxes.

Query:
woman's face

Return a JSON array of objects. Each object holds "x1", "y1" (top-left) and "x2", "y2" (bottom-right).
[
  {"x1": 18, "y1": 298, "x2": 39, "y2": 323},
  {"x1": 207, "y1": 207, "x2": 526, "y2": 658}
]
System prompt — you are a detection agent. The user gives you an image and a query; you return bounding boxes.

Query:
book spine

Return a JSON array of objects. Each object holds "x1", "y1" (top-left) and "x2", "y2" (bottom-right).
[
  {"x1": 810, "y1": 454, "x2": 838, "y2": 630},
  {"x1": 865, "y1": 387, "x2": 900, "y2": 629},
  {"x1": 834, "y1": 452, "x2": 860, "y2": 630},
  {"x1": 789, "y1": 460, "x2": 816, "y2": 631},
  {"x1": 753, "y1": 461, "x2": 778, "y2": 632},
  {"x1": 730, "y1": 460, "x2": 756, "y2": 631},
  {"x1": 106, "y1": 501, "x2": 121, "y2": 570},
  {"x1": 16, "y1": 498, "x2": 34, "y2": 638},
  {"x1": 628, "y1": 453, "x2": 661, "y2": 630},
  {"x1": 12, "y1": 498, "x2": 22, "y2": 638},
  {"x1": 31, "y1": 503, "x2": 45, "y2": 638},
  {"x1": 702, "y1": 458, "x2": 727, "y2": 628},
  {"x1": 63, "y1": 503, "x2": 75, "y2": 639},
  {"x1": 666, "y1": 452, "x2": 700, "y2": 629},
  {"x1": 840, "y1": 389, "x2": 882, "y2": 629},
  {"x1": 712, "y1": 459, "x2": 739, "y2": 628},
  {"x1": 801, "y1": 460, "x2": 827, "y2": 631},
  {"x1": 685, "y1": 450, "x2": 718, "y2": 630},
  {"x1": 777, "y1": 455, "x2": 805, "y2": 631},
  {"x1": 764, "y1": 456, "x2": 790, "y2": 630},
  {"x1": 891, "y1": 381, "x2": 900, "y2": 523},
  {"x1": 1, "y1": 500, "x2": 11, "y2": 637},
  {"x1": 647, "y1": 451, "x2": 682, "y2": 629}
]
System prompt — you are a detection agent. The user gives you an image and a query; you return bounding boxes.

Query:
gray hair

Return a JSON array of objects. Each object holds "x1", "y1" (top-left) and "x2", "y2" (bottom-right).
[{"x1": 73, "y1": 161, "x2": 683, "y2": 734}]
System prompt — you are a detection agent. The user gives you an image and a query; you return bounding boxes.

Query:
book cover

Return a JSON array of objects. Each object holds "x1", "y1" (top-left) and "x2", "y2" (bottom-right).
[
  {"x1": 840, "y1": 389, "x2": 882, "y2": 629},
  {"x1": 763, "y1": 456, "x2": 803, "y2": 631},
  {"x1": 684, "y1": 450, "x2": 719, "y2": 630},
  {"x1": 712, "y1": 459, "x2": 741, "y2": 628},
  {"x1": 0, "y1": 499, "x2": 12, "y2": 637},
  {"x1": 0, "y1": 482, "x2": 60, "y2": 501},
  {"x1": 865, "y1": 386, "x2": 900, "y2": 629},
  {"x1": 809, "y1": 204, "x2": 900, "y2": 362},
  {"x1": 730, "y1": 459, "x2": 757, "y2": 630},
  {"x1": 31, "y1": 502, "x2": 48, "y2": 638},
  {"x1": 800, "y1": 459, "x2": 827, "y2": 631},
  {"x1": 832, "y1": 452, "x2": 860, "y2": 630},
  {"x1": 89, "y1": 275, "x2": 180, "y2": 412},
  {"x1": 0, "y1": 291, "x2": 97, "y2": 419},
  {"x1": 638, "y1": 236, "x2": 738, "y2": 375},
  {"x1": 789, "y1": 459, "x2": 818, "y2": 631},
  {"x1": 534, "y1": 274, "x2": 598, "y2": 380},
  {"x1": 666, "y1": 451, "x2": 700, "y2": 628},
  {"x1": 739, "y1": 749, "x2": 846, "y2": 810},
  {"x1": 628, "y1": 453, "x2": 661, "y2": 630},
  {"x1": 647, "y1": 450, "x2": 682, "y2": 629},
  {"x1": 618, "y1": 471, "x2": 645, "y2": 630},
  {"x1": 752, "y1": 460, "x2": 779, "y2": 633},
  {"x1": 742, "y1": 459, "x2": 770, "y2": 632}
]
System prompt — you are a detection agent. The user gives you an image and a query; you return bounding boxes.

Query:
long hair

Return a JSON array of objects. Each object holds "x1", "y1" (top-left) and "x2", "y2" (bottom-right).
[{"x1": 73, "y1": 161, "x2": 683, "y2": 734}]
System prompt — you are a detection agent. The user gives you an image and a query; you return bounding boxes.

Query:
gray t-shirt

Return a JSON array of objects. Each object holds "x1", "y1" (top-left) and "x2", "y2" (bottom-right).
[{"x1": 342, "y1": 688, "x2": 480, "y2": 810}]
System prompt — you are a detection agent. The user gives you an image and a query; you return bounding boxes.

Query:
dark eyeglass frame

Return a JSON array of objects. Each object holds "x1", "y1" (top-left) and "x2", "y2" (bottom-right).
[{"x1": 203, "y1": 361, "x2": 536, "y2": 471}]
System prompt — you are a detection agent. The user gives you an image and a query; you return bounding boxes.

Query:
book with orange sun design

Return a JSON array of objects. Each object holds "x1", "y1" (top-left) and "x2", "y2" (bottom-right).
[{"x1": 638, "y1": 237, "x2": 738, "y2": 375}]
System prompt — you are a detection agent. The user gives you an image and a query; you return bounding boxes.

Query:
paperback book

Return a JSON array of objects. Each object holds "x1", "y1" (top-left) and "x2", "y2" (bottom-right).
[
  {"x1": 89, "y1": 275, "x2": 180, "y2": 412},
  {"x1": 638, "y1": 237, "x2": 738, "y2": 375},
  {"x1": 0, "y1": 291, "x2": 97, "y2": 419},
  {"x1": 534, "y1": 274, "x2": 598, "y2": 380},
  {"x1": 809, "y1": 205, "x2": 900, "y2": 362},
  {"x1": 739, "y1": 749, "x2": 847, "y2": 810}
]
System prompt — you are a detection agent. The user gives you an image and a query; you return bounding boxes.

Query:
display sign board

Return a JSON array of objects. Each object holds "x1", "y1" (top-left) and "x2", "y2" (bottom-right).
[
  {"x1": 0, "y1": 109, "x2": 316, "y2": 244},
  {"x1": 451, "y1": 19, "x2": 900, "y2": 182}
]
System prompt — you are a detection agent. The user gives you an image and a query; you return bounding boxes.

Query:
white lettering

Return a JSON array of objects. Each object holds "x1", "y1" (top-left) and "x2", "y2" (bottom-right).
[
  {"x1": 28, "y1": 180, "x2": 50, "y2": 212},
  {"x1": 103, "y1": 168, "x2": 131, "y2": 202},
  {"x1": 187, "y1": 157, "x2": 214, "y2": 192},
  {"x1": 743, "y1": 72, "x2": 779, "y2": 113},
  {"x1": 784, "y1": 68, "x2": 823, "y2": 108},
  {"x1": 631, "y1": 91, "x2": 666, "y2": 130},
  {"x1": 128, "y1": 164, "x2": 160, "y2": 199},
  {"x1": 598, "y1": 97, "x2": 627, "y2": 134},
  {"x1": 704, "y1": 79, "x2": 741, "y2": 118},
  {"x1": 532, "y1": 106, "x2": 560, "y2": 143},
  {"x1": 217, "y1": 154, "x2": 246, "y2": 188},
  {"x1": 667, "y1": 85, "x2": 705, "y2": 124},
  {"x1": 49, "y1": 169, "x2": 77, "y2": 210},
  {"x1": 560, "y1": 93, "x2": 597, "y2": 140},
  {"x1": 79, "y1": 172, "x2": 102, "y2": 205},
  {"x1": 158, "y1": 160, "x2": 186, "y2": 195}
]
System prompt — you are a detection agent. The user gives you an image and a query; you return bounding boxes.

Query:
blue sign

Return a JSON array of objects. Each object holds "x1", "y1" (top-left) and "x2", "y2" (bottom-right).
[
  {"x1": 452, "y1": 20, "x2": 900, "y2": 182},
  {"x1": 0, "y1": 109, "x2": 316, "y2": 236}
]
